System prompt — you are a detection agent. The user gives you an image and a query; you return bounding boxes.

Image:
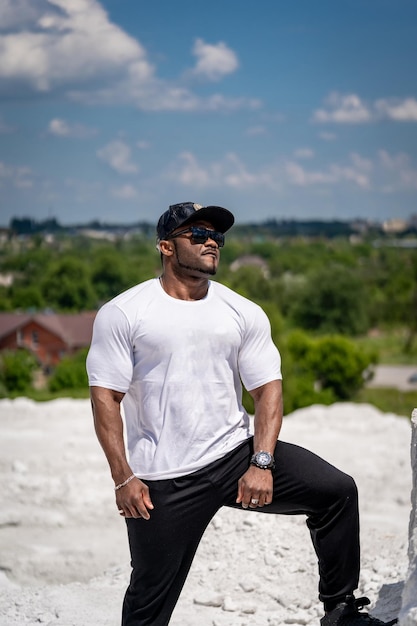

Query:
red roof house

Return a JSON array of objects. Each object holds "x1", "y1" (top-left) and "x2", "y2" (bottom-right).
[{"x1": 0, "y1": 312, "x2": 97, "y2": 368}]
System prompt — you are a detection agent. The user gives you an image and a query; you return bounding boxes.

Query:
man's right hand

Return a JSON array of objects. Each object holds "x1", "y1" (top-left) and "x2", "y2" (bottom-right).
[{"x1": 116, "y1": 478, "x2": 154, "y2": 520}]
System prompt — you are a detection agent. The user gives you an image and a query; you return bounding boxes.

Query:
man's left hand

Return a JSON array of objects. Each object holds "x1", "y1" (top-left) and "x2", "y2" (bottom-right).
[{"x1": 236, "y1": 465, "x2": 273, "y2": 509}]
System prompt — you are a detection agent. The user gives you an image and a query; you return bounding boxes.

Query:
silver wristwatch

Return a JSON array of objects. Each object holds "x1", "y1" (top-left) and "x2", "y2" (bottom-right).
[{"x1": 250, "y1": 450, "x2": 275, "y2": 470}]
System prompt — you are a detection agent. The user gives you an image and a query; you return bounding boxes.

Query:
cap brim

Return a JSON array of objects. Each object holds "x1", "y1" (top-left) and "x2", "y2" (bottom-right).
[{"x1": 180, "y1": 205, "x2": 235, "y2": 233}]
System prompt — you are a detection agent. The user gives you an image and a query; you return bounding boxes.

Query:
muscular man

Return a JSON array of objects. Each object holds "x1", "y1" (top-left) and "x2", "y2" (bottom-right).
[{"x1": 86, "y1": 202, "x2": 397, "y2": 626}]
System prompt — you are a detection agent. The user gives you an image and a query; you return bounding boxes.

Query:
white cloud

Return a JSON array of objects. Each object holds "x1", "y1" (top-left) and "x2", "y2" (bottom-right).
[
  {"x1": 167, "y1": 152, "x2": 274, "y2": 189},
  {"x1": 0, "y1": 161, "x2": 33, "y2": 188},
  {"x1": 171, "y1": 152, "x2": 211, "y2": 187},
  {"x1": 97, "y1": 140, "x2": 138, "y2": 174},
  {"x1": 285, "y1": 157, "x2": 370, "y2": 189},
  {"x1": 350, "y1": 152, "x2": 373, "y2": 172},
  {"x1": 191, "y1": 38, "x2": 239, "y2": 81},
  {"x1": 167, "y1": 151, "x2": 372, "y2": 192},
  {"x1": 245, "y1": 126, "x2": 267, "y2": 137},
  {"x1": 48, "y1": 117, "x2": 97, "y2": 137},
  {"x1": 262, "y1": 112, "x2": 286, "y2": 124},
  {"x1": 201, "y1": 94, "x2": 261, "y2": 112},
  {"x1": 294, "y1": 148, "x2": 315, "y2": 159},
  {"x1": 73, "y1": 79, "x2": 260, "y2": 112},
  {"x1": 0, "y1": 0, "x2": 52, "y2": 31},
  {"x1": 400, "y1": 169, "x2": 417, "y2": 189},
  {"x1": 378, "y1": 150, "x2": 417, "y2": 190},
  {"x1": 0, "y1": 1, "x2": 256, "y2": 113},
  {"x1": 318, "y1": 131, "x2": 337, "y2": 141},
  {"x1": 0, "y1": 0, "x2": 149, "y2": 93},
  {"x1": 222, "y1": 154, "x2": 269, "y2": 189},
  {"x1": 314, "y1": 93, "x2": 417, "y2": 125},
  {"x1": 313, "y1": 92, "x2": 372, "y2": 124},
  {"x1": 137, "y1": 140, "x2": 151, "y2": 150},
  {"x1": 112, "y1": 184, "x2": 138, "y2": 199},
  {"x1": 164, "y1": 149, "x2": 417, "y2": 200},
  {"x1": 374, "y1": 97, "x2": 417, "y2": 121},
  {"x1": 378, "y1": 149, "x2": 409, "y2": 170}
]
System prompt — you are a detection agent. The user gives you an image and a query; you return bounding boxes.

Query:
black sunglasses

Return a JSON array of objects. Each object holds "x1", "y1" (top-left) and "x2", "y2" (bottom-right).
[{"x1": 167, "y1": 226, "x2": 225, "y2": 247}]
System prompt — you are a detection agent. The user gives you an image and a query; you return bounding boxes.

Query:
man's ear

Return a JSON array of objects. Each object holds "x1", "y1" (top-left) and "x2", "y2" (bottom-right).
[{"x1": 159, "y1": 239, "x2": 174, "y2": 256}]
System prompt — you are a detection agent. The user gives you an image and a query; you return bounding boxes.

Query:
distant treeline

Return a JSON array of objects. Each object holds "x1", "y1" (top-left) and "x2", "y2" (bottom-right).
[
  {"x1": 7, "y1": 217, "x2": 155, "y2": 237},
  {"x1": 7, "y1": 216, "x2": 417, "y2": 239}
]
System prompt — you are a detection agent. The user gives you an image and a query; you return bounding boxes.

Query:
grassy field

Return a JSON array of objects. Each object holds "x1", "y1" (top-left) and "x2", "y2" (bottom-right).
[
  {"x1": 354, "y1": 328, "x2": 417, "y2": 365},
  {"x1": 354, "y1": 387, "x2": 417, "y2": 418},
  {"x1": 351, "y1": 330, "x2": 417, "y2": 416},
  {"x1": 3, "y1": 388, "x2": 90, "y2": 402}
]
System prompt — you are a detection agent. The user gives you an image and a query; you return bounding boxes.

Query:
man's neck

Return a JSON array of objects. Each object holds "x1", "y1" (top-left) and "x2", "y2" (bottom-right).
[{"x1": 159, "y1": 273, "x2": 209, "y2": 301}]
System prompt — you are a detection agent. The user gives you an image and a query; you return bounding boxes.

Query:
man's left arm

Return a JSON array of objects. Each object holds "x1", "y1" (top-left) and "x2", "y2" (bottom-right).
[{"x1": 236, "y1": 379, "x2": 283, "y2": 509}]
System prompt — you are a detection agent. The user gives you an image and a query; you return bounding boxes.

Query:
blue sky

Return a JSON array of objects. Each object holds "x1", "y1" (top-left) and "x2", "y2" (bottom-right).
[{"x1": 1, "y1": 0, "x2": 417, "y2": 227}]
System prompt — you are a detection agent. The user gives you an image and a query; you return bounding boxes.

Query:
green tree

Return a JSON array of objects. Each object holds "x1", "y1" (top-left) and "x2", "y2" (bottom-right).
[
  {"x1": 10, "y1": 285, "x2": 45, "y2": 310},
  {"x1": 0, "y1": 349, "x2": 38, "y2": 393},
  {"x1": 1, "y1": 246, "x2": 53, "y2": 285},
  {"x1": 309, "y1": 335, "x2": 375, "y2": 399},
  {"x1": 290, "y1": 265, "x2": 370, "y2": 335},
  {"x1": 0, "y1": 287, "x2": 12, "y2": 311},
  {"x1": 49, "y1": 348, "x2": 89, "y2": 392},
  {"x1": 225, "y1": 266, "x2": 274, "y2": 302},
  {"x1": 41, "y1": 258, "x2": 96, "y2": 310},
  {"x1": 403, "y1": 251, "x2": 417, "y2": 353},
  {"x1": 281, "y1": 330, "x2": 375, "y2": 412},
  {"x1": 91, "y1": 249, "x2": 131, "y2": 302},
  {"x1": 363, "y1": 247, "x2": 416, "y2": 329}
]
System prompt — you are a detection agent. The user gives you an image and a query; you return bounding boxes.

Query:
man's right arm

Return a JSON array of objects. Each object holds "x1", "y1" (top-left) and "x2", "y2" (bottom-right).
[{"x1": 90, "y1": 386, "x2": 154, "y2": 520}]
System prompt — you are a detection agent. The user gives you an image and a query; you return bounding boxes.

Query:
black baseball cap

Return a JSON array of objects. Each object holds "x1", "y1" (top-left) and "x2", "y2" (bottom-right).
[{"x1": 156, "y1": 202, "x2": 235, "y2": 241}]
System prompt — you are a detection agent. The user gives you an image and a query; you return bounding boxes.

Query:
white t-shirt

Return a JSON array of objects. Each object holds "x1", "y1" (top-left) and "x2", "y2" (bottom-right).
[{"x1": 87, "y1": 278, "x2": 282, "y2": 479}]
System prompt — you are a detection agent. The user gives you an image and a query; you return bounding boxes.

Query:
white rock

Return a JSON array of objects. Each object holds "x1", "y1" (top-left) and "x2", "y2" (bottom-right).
[
  {"x1": 11, "y1": 460, "x2": 28, "y2": 474},
  {"x1": 398, "y1": 409, "x2": 417, "y2": 625},
  {"x1": 283, "y1": 610, "x2": 312, "y2": 624},
  {"x1": 210, "y1": 516, "x2": 222, "y2": 530},
  {"x1": 239, "y1": 580, "x2": 258, "y2": 592},
  {"x1": 0, "y1": 570, "x2": 18, "y2": 588},
  {"x1": 222, "y1": 595, "x2": 238, "y2": 612},
  {"x1": 193, "y1": 593, "x2": 224, "y2": 607},
  {"x1": 264, "y1": 553, "x2": 280, "y2": 566}
]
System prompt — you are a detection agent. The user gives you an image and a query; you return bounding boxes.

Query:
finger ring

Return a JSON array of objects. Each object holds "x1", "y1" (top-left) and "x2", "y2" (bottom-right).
[
  {"x1": 251, "y1": 498, "x2": 259, "y2": 505},
  {"x1": 118, "y1": 509, "x2": 125, "y2": 514}
]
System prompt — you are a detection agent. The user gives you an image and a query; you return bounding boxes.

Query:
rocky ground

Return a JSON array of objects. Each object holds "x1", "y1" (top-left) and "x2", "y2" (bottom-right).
[{"x1": 0, "y1": 398, "x2": 412, "y2": 626}]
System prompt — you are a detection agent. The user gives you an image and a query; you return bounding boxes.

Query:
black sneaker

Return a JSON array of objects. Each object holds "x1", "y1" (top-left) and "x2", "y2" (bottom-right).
[{"x1": 320, "y1": 595, "x2": 398, "y2": 626}]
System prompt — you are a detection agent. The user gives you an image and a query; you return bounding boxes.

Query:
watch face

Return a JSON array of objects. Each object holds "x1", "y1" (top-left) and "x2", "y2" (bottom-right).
[{"x1": 256, "y1": 451, "x2": 272, "y2": 466}]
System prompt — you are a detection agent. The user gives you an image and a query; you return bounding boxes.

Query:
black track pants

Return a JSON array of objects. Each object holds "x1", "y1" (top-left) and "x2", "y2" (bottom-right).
[{"x1": 122, "y1": 437, "x2": 360, "y2": 625}]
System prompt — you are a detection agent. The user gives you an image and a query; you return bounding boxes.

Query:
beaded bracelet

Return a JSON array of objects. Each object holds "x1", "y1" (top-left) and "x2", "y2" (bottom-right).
[{"x1": 114, "y1": 473, "x2": 135, "y2": 491}]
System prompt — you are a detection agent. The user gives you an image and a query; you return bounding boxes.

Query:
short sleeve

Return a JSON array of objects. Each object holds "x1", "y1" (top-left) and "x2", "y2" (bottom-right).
[
  {"x1": 238, "y1": 305, "x2": 282, "y2": 391},
  {"x1": 86, "y1": 303, "x2": 134, "y2": 393}
]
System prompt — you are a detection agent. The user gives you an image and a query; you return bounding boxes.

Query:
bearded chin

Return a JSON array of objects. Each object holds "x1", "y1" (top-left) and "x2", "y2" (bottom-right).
[
  {"x1": 173, "y1": 242, "x2": 218, "y2": 276},
  {"x1": 177, "y1": 260, "x2": 217, "y2": 276}
]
